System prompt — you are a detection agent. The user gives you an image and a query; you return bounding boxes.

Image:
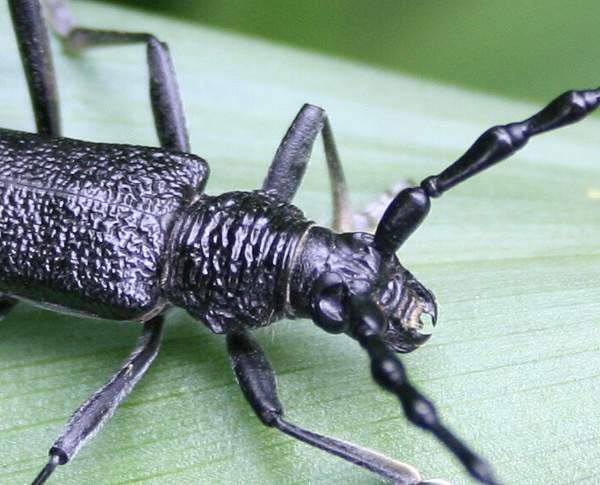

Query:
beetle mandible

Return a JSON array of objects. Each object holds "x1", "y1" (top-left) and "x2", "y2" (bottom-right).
[{"x1": 2, "y1": 1, "x2": 599, "y2": 484}]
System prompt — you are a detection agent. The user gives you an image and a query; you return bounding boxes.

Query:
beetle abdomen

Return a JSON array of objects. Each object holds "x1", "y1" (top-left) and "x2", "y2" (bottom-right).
[{"x1": 0, "y1": 128, "x2": 208, "y2": 320}]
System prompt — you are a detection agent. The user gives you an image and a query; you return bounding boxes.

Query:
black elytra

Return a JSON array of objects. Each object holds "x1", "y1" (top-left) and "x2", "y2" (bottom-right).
[{"x1": 3, "y1": 1, "x2": 600, "y2": 484}]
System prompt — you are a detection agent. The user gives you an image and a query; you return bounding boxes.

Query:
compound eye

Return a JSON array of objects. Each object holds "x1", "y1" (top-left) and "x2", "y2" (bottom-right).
[
  {"x1": 310, "y1": 272, "x2": 349, "y2": 334},
  {"x1": 337, "y1": 231, "x2": 373, "y2": 254}
]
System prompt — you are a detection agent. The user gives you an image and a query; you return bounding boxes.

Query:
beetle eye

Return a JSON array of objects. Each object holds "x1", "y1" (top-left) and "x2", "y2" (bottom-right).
[{"x1": 310, "y1": 273, "x2": 349, "y2": 334}]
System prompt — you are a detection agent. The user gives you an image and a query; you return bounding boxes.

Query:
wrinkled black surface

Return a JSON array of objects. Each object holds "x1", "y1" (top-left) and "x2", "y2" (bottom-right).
[
  {"x1": 166, "y1": 191, "x2": 310, "y2": 333},
  {"x1": 0, "y1": 128, "x2": 208, "y2": 319},
  {"x1": 289, "y1": 228, "x2": 435, "y2": 353},
  {"x1": 0, "y1": 127, "x2": 431, "y2": 350},
  {"x1": 0, "y1": 128, "x2": 311, "y2": 329}
]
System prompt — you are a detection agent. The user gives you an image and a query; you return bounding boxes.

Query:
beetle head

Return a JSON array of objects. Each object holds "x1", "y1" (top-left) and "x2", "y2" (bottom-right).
[{"x1": 292, "y1": 230, "x2": 436, "y2": 353}]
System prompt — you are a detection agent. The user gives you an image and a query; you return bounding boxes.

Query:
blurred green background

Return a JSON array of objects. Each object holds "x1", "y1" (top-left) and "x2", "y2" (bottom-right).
[{"x1": 108, "y1": 0, "x2": 600, "y2": 103}]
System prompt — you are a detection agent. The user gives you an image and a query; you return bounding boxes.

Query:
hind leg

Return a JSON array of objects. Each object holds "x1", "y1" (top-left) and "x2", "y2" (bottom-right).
[
  {"x1": 31, "y1": 316, "x2": 165, "y2": 485},
  {"x1": 10, "y1": 0, "x2": 189, "y2": 151}
]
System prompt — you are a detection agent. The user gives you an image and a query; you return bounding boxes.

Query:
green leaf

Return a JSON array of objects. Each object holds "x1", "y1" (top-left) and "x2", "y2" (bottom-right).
[{"x1": 1, "y1": 2, "x2": 599, "y2": 485}]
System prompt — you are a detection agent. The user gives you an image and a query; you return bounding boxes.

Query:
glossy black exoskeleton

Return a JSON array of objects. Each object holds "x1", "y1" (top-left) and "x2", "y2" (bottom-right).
[{"x1": 4, "y1": 1, "x2": 600, "y2": 485}]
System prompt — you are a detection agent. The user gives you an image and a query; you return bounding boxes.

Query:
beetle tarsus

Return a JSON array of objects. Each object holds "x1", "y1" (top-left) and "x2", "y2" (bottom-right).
[{"x1": 31, "y1": 453, "x2": 61, "y2": 485}]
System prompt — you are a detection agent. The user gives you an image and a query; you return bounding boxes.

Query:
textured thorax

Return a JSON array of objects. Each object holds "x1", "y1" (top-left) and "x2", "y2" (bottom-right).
[{"x1": 166, "y1": 190, "x2": 310, "y2": 333}]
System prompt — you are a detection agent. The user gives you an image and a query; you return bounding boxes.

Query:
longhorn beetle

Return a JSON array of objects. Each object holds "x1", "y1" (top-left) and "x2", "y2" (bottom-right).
[{"x1": 2, "y1": 0, "x2": 599, "y2": 484}]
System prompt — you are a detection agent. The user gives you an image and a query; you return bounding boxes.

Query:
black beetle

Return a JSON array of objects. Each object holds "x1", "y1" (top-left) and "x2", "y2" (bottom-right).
[{"x1": 2, "y1": 1, "x2": 599, "y2": 485}]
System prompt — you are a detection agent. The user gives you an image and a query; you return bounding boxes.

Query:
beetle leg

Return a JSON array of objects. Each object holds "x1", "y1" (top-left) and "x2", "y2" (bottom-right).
[
  {"x1": 8, "y1": 0, "x2": 61, "y2": 136},
  {"x1": 263, "y1": 104, "x2": 355, "y2": 232},
  {"x1": 31, "y1": 315, "x2": 165, "y2": 485},
  {"x1": 374, "y1": 88, "x2": 600, "y2": 254},
  {"x1": 38, "y1": 0, "x2": 189, "y2": 151},
  {"x1": 226, "y1": 330, "x2": 449, "y2": 485}
]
